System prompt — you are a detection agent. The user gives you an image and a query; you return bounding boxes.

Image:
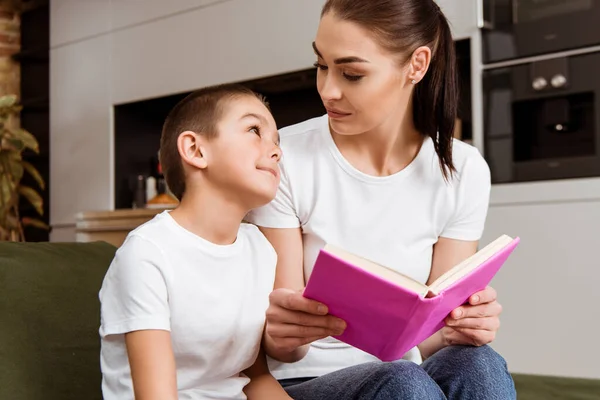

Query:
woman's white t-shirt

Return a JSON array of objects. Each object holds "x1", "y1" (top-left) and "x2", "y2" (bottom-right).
[
  {"x1": 99, "y1": 211, "x2": 277, "y2": 399},
  {"x1": 246, "y1": 114, "x2": 491, "y2": 380}
]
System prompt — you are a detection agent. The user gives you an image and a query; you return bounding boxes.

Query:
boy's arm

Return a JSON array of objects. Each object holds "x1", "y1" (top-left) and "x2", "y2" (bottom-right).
[
  {"x1": 242, "y1": 345, "x2": 292, "y2": 400},
  {"x1": 125, "y1": 330, "x2": 178, "y2": 400}
]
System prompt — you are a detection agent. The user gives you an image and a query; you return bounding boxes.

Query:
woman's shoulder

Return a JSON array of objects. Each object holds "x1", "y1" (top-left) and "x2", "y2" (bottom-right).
[
  {"x1": 450, "y1": 139, "x2": 490, "y2": 175},
  {"x1": 278, "y1": 114, "x2": 328, "y2": 149},
  {"x1": 447, "y1": 139, "x2": 491, "y2": 188}
]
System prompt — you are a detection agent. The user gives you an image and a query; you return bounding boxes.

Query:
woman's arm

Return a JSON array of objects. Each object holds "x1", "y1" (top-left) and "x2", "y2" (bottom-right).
[
  {"x1": 259, "y1": 227, "x2": 346, "y2": 363},
  {"x1": 242, "y1": 345, "x2": 292, "y2": 399},
  {"x1": 417, "y1": 237, "x2": 502, "y2": 360},
  {"x1": 125, "y1": 330, "x2": 178, "y2": 400}
]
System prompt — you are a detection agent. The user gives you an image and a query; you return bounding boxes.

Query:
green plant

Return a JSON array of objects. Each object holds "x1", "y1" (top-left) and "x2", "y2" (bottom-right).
[{"x1": 0, "y1": 94, "x2": 48, "y2": 241}]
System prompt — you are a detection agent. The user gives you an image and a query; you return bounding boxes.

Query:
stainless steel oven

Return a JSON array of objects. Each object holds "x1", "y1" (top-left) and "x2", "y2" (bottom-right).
[
  {"x1": 481, "y1": 0, "x2": 600, "y2": 63},
  {"x1": 483, "y1": 51, "x2": 600, "y2": 183}
]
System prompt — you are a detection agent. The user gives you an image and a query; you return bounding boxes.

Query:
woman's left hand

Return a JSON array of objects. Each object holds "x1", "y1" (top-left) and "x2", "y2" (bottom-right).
[{"x1": 442, "y1": 286, "x2": 502, "y2": 347}]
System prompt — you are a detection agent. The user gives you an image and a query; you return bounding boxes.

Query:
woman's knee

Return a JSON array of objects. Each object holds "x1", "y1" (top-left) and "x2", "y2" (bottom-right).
[
  {"x1": 422, "y1": 345, "x2": 516, "y2": 399},
  {"x1": 441, "y1": 344, "x2": 509, "y2": 375},
  {"x1": 368, "y1": 361, "x2": 445, "y2": 399}
]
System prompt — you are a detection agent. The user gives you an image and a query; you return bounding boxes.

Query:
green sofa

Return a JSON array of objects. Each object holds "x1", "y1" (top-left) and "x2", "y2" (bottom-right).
[{"x1": 1, "y1": 241, "x2": 598, "y2": 399}]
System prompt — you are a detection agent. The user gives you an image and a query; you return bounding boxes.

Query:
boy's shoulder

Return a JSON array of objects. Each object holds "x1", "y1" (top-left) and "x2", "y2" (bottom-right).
[
  {"x1": 126, "y1": 211, "x2": 172, "y2": 242},
  {"x1": 239, "y1": 222, "x2": 277, "y2": 258}
]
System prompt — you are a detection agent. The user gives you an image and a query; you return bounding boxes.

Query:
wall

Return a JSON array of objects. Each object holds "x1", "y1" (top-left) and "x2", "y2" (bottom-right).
[{"x1": 50, "y1": 0, "x2": 599, "y2": 379}]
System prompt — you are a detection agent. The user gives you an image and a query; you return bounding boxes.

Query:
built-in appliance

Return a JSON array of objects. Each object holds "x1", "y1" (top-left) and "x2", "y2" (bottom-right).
[
  {"x1": 483, "y1": 51, "x2": 600, "y2": 183},
  {"x1": 481, "y1": 0, "x2": 600, "y2": 63}
]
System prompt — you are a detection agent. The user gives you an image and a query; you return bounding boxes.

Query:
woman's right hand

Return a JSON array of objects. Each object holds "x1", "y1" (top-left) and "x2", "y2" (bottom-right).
[{"x1": 264, "y1": 288, "x2": 347, "y2": 358}]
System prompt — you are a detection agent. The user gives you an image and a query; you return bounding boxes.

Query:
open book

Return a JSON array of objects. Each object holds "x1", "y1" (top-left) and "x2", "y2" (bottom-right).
[{"x1": 303, "y1": 235, "x2": 520, "y2": 361}]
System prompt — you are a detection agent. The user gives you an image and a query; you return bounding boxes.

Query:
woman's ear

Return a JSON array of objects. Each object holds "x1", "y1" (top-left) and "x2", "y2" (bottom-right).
[
  {"x1": 177, "y1": 131, "x2": 208, "y2": 169},
  {"x1": 408, "y1": 46, "x2": 432, "y2": 85}
]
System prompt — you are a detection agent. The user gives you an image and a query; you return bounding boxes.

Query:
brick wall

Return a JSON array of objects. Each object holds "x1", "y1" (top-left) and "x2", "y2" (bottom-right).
[{"x1": 0, "y1": 5, "x2": 19, "y2": 110}]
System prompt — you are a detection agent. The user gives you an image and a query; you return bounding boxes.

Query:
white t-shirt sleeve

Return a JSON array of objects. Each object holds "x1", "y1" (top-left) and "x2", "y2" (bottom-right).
[
  {"x1": 246, "y1": 161, "x2": 300, "y2": 228},
  {"x1": 100, "y1": 235, "x2": 171, "y2": 336},
  {"x1": 440, "y1": 150, "x2": 492, "y2": 241}
]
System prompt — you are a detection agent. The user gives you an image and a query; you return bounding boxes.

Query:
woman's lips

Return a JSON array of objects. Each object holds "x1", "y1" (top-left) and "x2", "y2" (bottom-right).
[{"x1": 326, "y1": 108, "x2": 351, "y2": 119}]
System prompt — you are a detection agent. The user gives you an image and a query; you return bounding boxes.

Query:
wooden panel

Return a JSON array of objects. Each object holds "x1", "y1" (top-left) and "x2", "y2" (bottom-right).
[{"x1": 75, "y1": 208, "x2": 168, "y2": 247}]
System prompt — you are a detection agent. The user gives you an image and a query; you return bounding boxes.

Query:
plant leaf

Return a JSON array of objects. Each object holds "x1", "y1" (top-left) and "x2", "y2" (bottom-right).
[
  {"x1": 0, "y1": 224, "x2": 9, "y2": 241},
  {"x1": 0, "y1": 95, "x2": 17, "y2": 108},
  {"x1": 1, "y1": 137, "x2": 25, "y2": 152},
  {"x1": 7, "y1": 156, "x2": 23, "y2": 183},
  {"x1": 22, "y1": 161, "x2": 45, "y2": 189},
  {"x1": 9, "y1": 129, "x2": 39, "y2": 153},
  {"x1": 6, "y1": 213, "x2": 19, "y2": 229},
  {"x1": 18, "y1": 185, "x2": 43, "y2": 215},
  {"x1": 21, "y1": 217, "x2": 49, "y2": 230},
  {"x1": 0, "y1": 173, "x2": 17, "y2": 209}
]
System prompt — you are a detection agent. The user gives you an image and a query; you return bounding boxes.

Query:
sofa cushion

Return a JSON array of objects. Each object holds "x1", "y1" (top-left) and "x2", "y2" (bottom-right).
[
  {"x1": 513, "y1": 373, "x2": 600, "y2": 400},
  {"x1": 0, "y1": 241, "x2": 116, "y2": 400}
]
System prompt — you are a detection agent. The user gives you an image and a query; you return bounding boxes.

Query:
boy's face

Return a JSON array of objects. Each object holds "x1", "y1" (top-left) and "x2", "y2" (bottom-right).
[{"x1": 205, "y1": 95, "x2": 281, "y2": 209}]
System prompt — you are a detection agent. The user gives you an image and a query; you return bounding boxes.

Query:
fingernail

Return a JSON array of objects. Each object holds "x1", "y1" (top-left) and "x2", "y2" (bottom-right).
[
  {"x1": 317, "y1": 305, "x2": 327, "y2": 314},
  {"x1": 472, "y1": 295, "x2": 480, "y2": 304},
  {"x1": 336, "y1": 320, "x2": 346, "y2": 330},
  {"x1": 454, "y1": 309, "x2": 463, "y2": 318}
]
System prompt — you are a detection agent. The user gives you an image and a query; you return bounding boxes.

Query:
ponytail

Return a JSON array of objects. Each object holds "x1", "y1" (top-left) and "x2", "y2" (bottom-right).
[{"x1": 412, "y1": 10, "x2": 458, "y2": 181}]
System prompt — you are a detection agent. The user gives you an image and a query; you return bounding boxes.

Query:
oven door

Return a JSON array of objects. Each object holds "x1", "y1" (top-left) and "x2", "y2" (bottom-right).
[
  {"x1": 482, "y1": 0, "x2": 600, "y2": 64},
  {"x1": 483, "y1": 51, "x2": 600, "y2": 183}
]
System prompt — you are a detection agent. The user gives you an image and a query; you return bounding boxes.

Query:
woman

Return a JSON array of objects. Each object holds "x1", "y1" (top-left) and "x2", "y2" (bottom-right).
[{"x1": 246, "y1": 0, "x2": 515, "y2": 398}]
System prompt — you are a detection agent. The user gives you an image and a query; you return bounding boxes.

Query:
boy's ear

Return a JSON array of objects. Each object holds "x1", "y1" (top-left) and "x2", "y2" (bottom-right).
[{"x1": 177, "y1": 131, "x2": 208, "y2": 169}]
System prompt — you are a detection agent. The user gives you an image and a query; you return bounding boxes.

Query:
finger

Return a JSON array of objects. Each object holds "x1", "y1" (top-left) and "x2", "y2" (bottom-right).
[
  {"x1": 271, "y1": 289, "x2": 329, "y2": 315},
  {"x1": 268, "y1": 323, "x2": 344, "y2": 340},
  {"x1": 452, "y1": 327, "x2": 496, "y2": 346},
  {"x1": 270, "y1": 336, "x2": 325, "y2": 353},
  {"x1": 469, "y1": 286, "x2": 497, "y2": 305},
  {"x1": 266, "y1": 306, "x2": 346, "y2": 331},
  {"x1": 446, "y1": 316, "x2": 500, "y2": 331},
  {"x1": 451, "y1": 301, "x2": 502, "y2": 319},
  {"x1": 442, "y1": 327, "x2": 474, "y2": 346}
]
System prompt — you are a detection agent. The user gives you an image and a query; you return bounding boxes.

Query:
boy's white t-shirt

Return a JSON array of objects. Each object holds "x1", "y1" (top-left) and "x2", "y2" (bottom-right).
[
  {"x1": 245, "y1": 114, "x2": 492, "y2": 380},
  {"x1": 99, "y1": 211, "x2": 276, "y2": 400}
]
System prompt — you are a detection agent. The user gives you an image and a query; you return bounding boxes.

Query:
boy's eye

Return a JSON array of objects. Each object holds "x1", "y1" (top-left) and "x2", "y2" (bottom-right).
[{"x1": 249, "y1": 125, "x2": 261, "y2": 137}]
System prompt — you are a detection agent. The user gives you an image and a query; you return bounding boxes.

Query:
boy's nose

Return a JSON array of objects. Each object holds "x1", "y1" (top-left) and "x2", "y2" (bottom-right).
[{"x1": 270, "y1": 145, "x2": 282, "y2": 162}]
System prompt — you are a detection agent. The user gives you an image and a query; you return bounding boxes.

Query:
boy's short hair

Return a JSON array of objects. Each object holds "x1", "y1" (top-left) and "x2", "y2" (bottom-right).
[{"x1": 159, "y1": 83, "x2": 269, "y2": 201}]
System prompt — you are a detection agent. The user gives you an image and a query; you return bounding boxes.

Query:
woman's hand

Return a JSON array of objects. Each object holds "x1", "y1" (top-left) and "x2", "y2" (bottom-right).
[
  {"x1": 442, "y1": 286, "x2": 502, "y2": 346},
  {"x1": 264, "y1": 288, "x2": 346, "y2": 361}
]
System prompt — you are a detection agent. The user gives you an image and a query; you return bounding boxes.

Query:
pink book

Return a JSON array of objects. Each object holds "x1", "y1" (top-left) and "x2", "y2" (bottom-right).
[{"x1": 303, "y1": 235, "x2": 520, "y2": 361}]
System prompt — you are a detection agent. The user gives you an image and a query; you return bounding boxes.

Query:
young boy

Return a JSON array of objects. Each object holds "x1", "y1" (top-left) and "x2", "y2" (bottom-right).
[{"x1": 98, "y1": 84, "x2": 289, "y2": 400}]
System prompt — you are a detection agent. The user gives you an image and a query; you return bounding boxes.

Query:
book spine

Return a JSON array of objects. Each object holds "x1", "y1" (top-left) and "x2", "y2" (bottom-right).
[{"x1": 376, "y1": 293, "x2": 424, "y2": 361}]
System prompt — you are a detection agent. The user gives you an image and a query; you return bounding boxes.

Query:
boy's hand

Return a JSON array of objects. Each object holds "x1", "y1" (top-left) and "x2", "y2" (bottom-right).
[{"x1": 265, "y1": 288, "x2": 346, "y2": 354}]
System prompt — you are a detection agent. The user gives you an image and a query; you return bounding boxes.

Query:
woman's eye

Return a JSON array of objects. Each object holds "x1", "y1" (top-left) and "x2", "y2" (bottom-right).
[
  {"x1": 313, "y1": 62, "x2": 328, "y2": 71},
  {"x1": 344, "y1": 73, "x2": 364, "y2": 82}
]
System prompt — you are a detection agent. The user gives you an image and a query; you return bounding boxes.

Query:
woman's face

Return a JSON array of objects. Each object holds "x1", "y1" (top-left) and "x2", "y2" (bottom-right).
[{"x1": 313, "y1": 12, "x2": 414, "y2": 136}]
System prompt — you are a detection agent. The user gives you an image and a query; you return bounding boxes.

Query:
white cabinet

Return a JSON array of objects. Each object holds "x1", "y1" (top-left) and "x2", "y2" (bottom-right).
[
  {"x1": 50, "y1": 36, "x2": 112, "y2": 228},
  {"x1": 436, "y1": 0, "x2": 479, "y2": 40},
  {"x1": 111, "y1": 0, "x2": 324, "y2": 104},
  {"x1": 51, "y1": 0, "x2": 111, "y2": 47},
  {"x1": 482, "y1": 200, "x2": 600, "y2": 379}
]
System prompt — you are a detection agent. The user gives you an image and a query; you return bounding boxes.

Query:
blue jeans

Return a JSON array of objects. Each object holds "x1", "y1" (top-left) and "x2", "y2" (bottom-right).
[{"x1": 280, "y1": 345, "x2": 516, "y2": 400}]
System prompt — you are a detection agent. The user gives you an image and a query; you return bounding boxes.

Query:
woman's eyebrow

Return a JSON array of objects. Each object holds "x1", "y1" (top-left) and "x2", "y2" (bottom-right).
[{"x1": 312, "y1": 42, "x2": 369, "y2": 64}]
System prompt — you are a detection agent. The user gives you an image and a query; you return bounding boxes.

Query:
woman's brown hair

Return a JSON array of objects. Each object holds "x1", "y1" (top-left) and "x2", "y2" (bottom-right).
[{"x1": 321, "y1": 0, "x2": 458, "y2": 179}]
